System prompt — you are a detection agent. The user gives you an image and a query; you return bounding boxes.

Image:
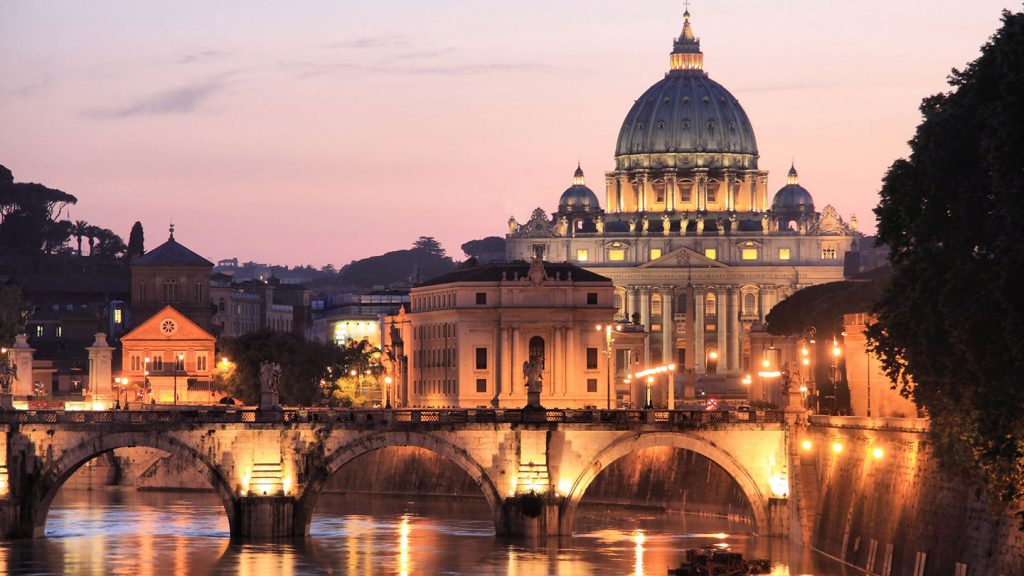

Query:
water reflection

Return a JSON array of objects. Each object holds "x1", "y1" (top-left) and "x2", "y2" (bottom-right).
[{"x1": 0, "y1": 491, "x2": 852, "y2": 575}]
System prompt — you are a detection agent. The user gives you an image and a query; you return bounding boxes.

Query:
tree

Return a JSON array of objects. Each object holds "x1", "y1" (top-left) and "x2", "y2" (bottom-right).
[
  {"x1": 461, "y1": 236, "x2": 506, "y2": 260},
  {"x1": 320, "y1": 264, "x2": 337, "y2": 274},
  {"x1": 72, "y1": 220, "x2": 90, "y2": 256},
  {"x1": 413, "y1": 236, "x2": 446, "y2": 258},
  {"x1": 0, "y1": 285, "x2": 27, "y2": 346},
  {"x1": 866, "y1": 10, "x2": 1024, "y2": 505},
  {"x1": 217, "y1": 331, "x2": 377, "y2": 406},
  {"x1": 128, "y1": 221, "x2": 145, "y2": 259},
  {"x1": 0, "y1": 165, "x2": 77, "y2": 255},
  {"x1": 91, "y1": 228, "x2": 127, "y2": 259}
]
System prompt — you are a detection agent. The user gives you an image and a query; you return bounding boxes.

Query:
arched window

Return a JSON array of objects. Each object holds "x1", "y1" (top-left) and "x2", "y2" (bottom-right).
[
  {"x1": 705, "y1": 291, "x2": 717, "y2": 316},
  {"x1": 529, "y1": 336, "x2": 545, "y2": 368},
  {"x1": 652, "y1": 293, "x2": 662, "y2": 316},
  {"x1": 162, "y1": 279, "x2": 179, "y2": 303},
  {"x1": 743, "y1": 292, "x2": 757, "y2": 316}
]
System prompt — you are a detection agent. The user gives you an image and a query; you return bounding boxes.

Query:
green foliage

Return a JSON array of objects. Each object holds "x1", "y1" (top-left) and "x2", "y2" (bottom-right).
[
  {"x1": 0, "y1": 285, "x2": 27, "y2": 346},
  {"x1": 461, "y1": 236, "x2": 506, "y2": 260},
  {"x1": 128, "y1": 221, "x2": 144, "y2": 258},
  {"x1": 867, "y1": 10, "x2": 1024, "y2": 504},
  {"x1": 338, "y1": 238, "x2": 456, "y2": 289},
  {"x1": 218, "y1": 331, "x2": 377, "y2": 406},
  {"x1": 765, "y1": 280, "x2": 883, "y2": 336}
]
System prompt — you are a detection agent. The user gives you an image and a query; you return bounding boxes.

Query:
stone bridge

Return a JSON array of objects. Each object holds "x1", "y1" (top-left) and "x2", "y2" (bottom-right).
[{"x1": 0, "y1": 408, "x2": 799, "y2": 540}]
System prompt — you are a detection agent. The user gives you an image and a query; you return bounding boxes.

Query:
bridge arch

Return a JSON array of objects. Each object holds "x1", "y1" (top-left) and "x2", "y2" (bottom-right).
[
  {"x1": 295, "y1": 431, "x2": 503, "y2": 533},
  {"x1": 30, "y1": 431, "x2": 238, "y2": 538},
  {"x1": 560, "y1": 432, "x2": 770, "y2": 536}
]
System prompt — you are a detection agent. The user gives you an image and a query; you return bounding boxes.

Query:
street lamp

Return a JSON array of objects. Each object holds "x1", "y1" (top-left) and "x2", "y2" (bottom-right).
[
  {"x1": 384, "y1": 375, "x2": 393, "y2": 409},
  {"x1": 645, "y1": 376, "x2": 654, "y2": 410},
  {"x1": 174, "y1": 353, "x2": 184, "y2": 406},
  {"x1": 595, "y1": 324, "x2": 623, "y2": 409}
]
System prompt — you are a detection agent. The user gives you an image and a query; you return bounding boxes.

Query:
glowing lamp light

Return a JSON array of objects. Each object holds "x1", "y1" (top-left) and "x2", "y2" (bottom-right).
[
  {"x1": 741, "y1": 374, "x2": 752, "y2": 386},
  {"x1": 558, "y1": 479, "x2": 572, "y2": 496},
  {"x1": 832, "y1": 442, "x2": 844, "y2": 454},
  {"x1": 761, "y1": 359, "x2": 770, "y2": 368},
  {"x1": 872, "y1": 447, "x2": 885, "y2": 460},
  {"x1": 801, "y1": 358, "x2": 810, "y2": 366},
  {"x1": 769, "y1": 475, "x2": 790, "y2": 498},
  {"x1": 800, "y1": 347, "x2": 809, "y2": 356},
  {"x1": 708, "y1": 350, "x2": 719, "y2": 360},
  {"x1": 801, "y1": 440, "x2": 813, "y2": 451},
  {"x1": 832, "y1": 347, "x2": 841, "y2": 357}
]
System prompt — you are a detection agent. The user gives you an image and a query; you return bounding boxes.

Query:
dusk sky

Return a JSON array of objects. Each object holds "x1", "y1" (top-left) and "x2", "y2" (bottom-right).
[{"x1": 1, "y1": 1, "x2": 1014, "y2": 267}]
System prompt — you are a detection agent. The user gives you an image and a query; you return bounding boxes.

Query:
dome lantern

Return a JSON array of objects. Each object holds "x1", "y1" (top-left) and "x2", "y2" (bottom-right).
[
  {"x1": 558, "y1": 164, "x2": 601, "y2": 215},
  {"x1": 670, "y1": 8, "x2": 704, "y2": 72}
]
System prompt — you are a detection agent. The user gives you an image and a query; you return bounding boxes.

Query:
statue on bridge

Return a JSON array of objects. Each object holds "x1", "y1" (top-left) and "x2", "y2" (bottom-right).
[
  {"x1": 0, "y1": 357, "x2": 16, "y2": 410},
  {"x1": 259, "y1": 361, "x2": 282, "y2": 412},
  {"x1": 523, "y1": 357, "x2": 544, "y2": 409}
]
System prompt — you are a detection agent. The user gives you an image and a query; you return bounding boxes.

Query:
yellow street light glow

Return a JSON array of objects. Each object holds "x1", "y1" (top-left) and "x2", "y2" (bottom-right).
[
  {"x1": 801, "y1": 347, "x2": 809, "y2": 356},
  {"x1": 761, "y1": 359, "x2": 770, "y2": 368},
  {"x1": 872, "y1": 447, "x2": 885, "y2": 459},
  {"x1": 801, "y1": 440, "x2": 813, "y2": 450},
  {"x1": 802, "y1": 358, "x2": 810, "y2": 366},
  {"x1": 832, "y1": 442, "x2": 844, "y2": 453},
  {"x1": 741, "y1": 374, "x2": 752, "y2": 385},
  {"x1": 384, "y1": 376, "x2": 393, "y2": 385},
  {"x1": 708, "y1": 350, "x2": 719, "y2": 360},
  {"x1": 832, "y1": 347, "x2": 841, "y2": 357}
]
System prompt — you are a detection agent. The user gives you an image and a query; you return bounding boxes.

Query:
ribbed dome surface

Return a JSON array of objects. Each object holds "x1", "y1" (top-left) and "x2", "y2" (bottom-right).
[
  {"x1": 772, "y1": 185, "x2": 814, "y2": 212},
  {"x1": 615, "y1": 72, "x2": 758, "y2": 160},
  {"x1": 558, "y1": 185, "x2": 600, "y2": 213}
]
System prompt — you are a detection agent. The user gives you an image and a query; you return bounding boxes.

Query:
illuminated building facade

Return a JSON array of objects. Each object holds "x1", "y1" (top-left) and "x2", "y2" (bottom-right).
[
  {"x1": 120, "y1": 305, "x2": 215, "y2": 404},
  {"x1": 505, "y1": 9, "x2": 857, "y2": 394},
  {"x1": 385, "y1": 260, "x2": 645, "y2": 408},
  {"x1": 131, "y1": 226, "x2": 214, "y2": 332}
]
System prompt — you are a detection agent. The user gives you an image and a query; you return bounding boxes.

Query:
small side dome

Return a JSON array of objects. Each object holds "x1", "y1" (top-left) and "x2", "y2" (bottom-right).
[
  {"x1": 771, "y1": 163, "x2": 815, "y2": 217},
  {"x1": 558, "y1": 164, "x2": 601, "y2": 214}
]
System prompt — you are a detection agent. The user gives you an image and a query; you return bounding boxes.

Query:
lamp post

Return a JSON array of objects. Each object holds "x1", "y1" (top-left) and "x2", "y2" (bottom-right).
[
  {"x1": 174, "y1": 353, "x2": 184, "y2": 406},
  {"x1": 595, "y1": 324, "x2": 622, "y2": 409},
  {"x1": 831, "y1": 337, "x2": 842, "y2": 414},
  {"x1": 384, "y1": 376, "x2": 393, "y2": 409},
  {"x1": 645, "y1": 376, "x2": 654, "y2": 410},
  {"x1": 113, "y1": 377, "x2": 123, "y2": 409}
]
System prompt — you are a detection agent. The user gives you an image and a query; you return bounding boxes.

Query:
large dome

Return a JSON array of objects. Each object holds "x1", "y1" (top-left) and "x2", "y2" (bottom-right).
[
  {"x1": 614, "y1": 10, "x2": 758, "y2": 170},
  {"x1": 771, "y1": 164, "x2": 815, "y2": 224}
]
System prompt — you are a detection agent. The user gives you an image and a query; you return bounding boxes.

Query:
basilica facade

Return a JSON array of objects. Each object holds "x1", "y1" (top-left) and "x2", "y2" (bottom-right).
[{"x1": 505, "y1": 10, "x2": 857, "y2": 395}]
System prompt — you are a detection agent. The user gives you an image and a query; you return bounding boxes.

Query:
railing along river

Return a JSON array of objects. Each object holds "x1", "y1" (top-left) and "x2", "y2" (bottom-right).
[{"x1": 0, "y1": 408, "x2": 786, "y2": 426}]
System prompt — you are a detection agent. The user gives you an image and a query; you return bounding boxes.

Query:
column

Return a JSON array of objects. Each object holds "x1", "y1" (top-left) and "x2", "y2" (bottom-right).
[
  {"x1": 723, "y1": 172, "x2": 733, "y2": 211},
  {"x1": 661, "y1": 286, "x2": 675, "y2": 409},
  {"x1": 639, "y1": 287, "x2": 651, "y2": 366},
  {"x1": 622, "y1": 286, "x2": 633, "y2": 321},
  {"x1": 694, "y1": 287, "x2": 705, "y2": 375},
  {"x1": 696, "y1": 172, "x2": 708, "y2": 211},
  {"x1": 728, "y1": 287, "x2": 740, "y2": 373},
  {"x1": 605, "y1": 175, "x2": 617, "y2": 214},
  {"x1": 552, "y1": 326, "x2": 562, "y2": 397},
  {"x1": 758, "y1": 286, "x2": 768, "y2": 323},
  {"x1": 620, "y1": 174, "x2": 632, "y2": 211},
  {"x1": 495, "y1": 327, "x2": 504, "y2": 404},
  {"x1": 510, "y1": 326, "x2": 520, "y2": 397},
  {"x1": 666, "y1": 174, "x2": 677, "y2": 212},
  {"x1": 565, "y1": 326, "x2": 575, "y2": 397},
  {"x1": 717, "y1": 287, "x2": 727, "y2": 373},
  {"x1": 630, "y1": 287, "x2": 641, "y2": 324}
]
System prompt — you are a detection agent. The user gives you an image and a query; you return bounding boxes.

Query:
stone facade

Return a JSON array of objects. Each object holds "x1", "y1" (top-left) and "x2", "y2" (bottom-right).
[
  {"x1": 120, "y1": 306, "x2": 216, "y2": 404},
  {"x1": 385, "y1": 260, "x2": 646, "y2": 409}
]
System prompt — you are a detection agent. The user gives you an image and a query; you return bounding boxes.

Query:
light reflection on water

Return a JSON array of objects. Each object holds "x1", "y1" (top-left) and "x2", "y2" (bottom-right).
[{"x1": 0, "y1": 491, "x2": 850, "y2": 575}]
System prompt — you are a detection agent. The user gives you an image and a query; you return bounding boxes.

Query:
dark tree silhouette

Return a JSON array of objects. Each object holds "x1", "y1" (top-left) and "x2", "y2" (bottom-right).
[
  {"x1": 867, "y1": 10, "x2": 1024, "y2": 504},
  {"x1": 128, "y1": 221, "x2": 145, "y2": 259},
  {"x1": 0, "y1": 164, "x2": 77, "y2": 255}
]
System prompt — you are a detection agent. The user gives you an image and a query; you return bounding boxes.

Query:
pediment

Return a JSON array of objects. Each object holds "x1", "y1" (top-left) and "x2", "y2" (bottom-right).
[
  {"x1": 639, "y1": 245, "x2": 728, "y2": 269},
  {"x1": 121, "y1": 306, "x2": 215, "y2": 342}
]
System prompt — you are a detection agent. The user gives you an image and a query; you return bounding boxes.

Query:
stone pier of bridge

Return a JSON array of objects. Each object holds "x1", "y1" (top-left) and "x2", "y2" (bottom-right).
[{"x1": 0, "y1": 407, "x2": 802, "y2": 540}]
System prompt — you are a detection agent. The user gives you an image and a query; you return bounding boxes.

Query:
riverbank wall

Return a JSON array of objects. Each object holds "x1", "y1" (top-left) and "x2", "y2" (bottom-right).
[{"x1": 802, "y1": 416, "x2": 1023, "y2": 575}]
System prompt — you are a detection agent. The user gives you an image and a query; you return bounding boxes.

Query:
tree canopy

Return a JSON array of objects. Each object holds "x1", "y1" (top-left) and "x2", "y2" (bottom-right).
[
  {"x1": 217, "y1": 331, "x2": 377, "y2": 406},
  {"x1": 866, "y1": 10, "x2": 1024, "y2": 505},
  {"x1": 461, "y1": 236, "x2": 506, "y2": 260},
  {"x1": 337, "y1": 238, "x2": 456, "y2": 290}
]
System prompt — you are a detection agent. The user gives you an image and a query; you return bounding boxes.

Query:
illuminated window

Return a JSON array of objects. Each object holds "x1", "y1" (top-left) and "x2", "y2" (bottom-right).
[
  {"x1": 743, "y1": 292, "x2": 757, "y2": 316},
  {"x1": 576, "y1": 248, "x2": 589, "y2": 262},
  {"x1": 608, "y1": 249, "x2": 625, "y2": 261},
  {"x1": 741, "y1": 248, "x2": 759, "y2": 260},
  {"x1": 704, "y1": 248, "x2": 717, "y2": 260},
  {"x1": 705, "y1": 292, "x2": 717, "y2": 316},
  {"x1": 175, "y1": 353, "x2": 186, "y2": 371},
  {"x1": 707, "y1": 186, "x2": 717, "y2": 203},
  {"x1": 681, "y1": 183, "x2": 692, "y2": 203},
  {"x1": 35, "y1": 325, "x2": 43, "y2": 337},
  {"x1": 650, "y1": 248, "x2": 662, "y2": 261},
  {"x1": 56, "y1": 326, "x2": 63, "y2": 338},
  {"x1": 652, "y1": 294, "x2": 662, "y2": 315},
  {"x1": 113, "y1": 308, "x2": 123, "y2": 324},
  {"x1": 778, "y1": 248, "x2": 791, "y2": 261}
]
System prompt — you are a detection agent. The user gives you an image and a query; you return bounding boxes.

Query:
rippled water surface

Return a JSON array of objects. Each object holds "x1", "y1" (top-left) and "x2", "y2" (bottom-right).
[{"x1": 0, "y1": 491, "x2": 852, "y2": 575}]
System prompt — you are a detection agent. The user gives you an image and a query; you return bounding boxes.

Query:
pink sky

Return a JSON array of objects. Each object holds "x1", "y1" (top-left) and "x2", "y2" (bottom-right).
[{"x1": 0, "y1": 1, "x2": 1015, "y2": 266}]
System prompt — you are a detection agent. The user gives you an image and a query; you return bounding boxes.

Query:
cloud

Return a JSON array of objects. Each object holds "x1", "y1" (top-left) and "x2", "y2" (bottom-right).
[
  {"x1": 325, "y1": 36, "x2": 410, "y2": 50},
  {"x1": 283, "y1": 59, "x2": 551, "y2": 79},
  {"x1": 178, "y1": 50, "x2": 233, "y2": 64},
  {"x1": 87, "y1": 77, "x2": 230, "y2": 118}
]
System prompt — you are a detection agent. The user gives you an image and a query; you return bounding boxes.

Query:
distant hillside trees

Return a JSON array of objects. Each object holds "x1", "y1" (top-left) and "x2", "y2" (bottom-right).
[
  {"x1": 337, "y1": 237, "x2": 456, "y2": 290},
  {"x1": 461, "y1": 236, "x2": 505, "y2": 260}
]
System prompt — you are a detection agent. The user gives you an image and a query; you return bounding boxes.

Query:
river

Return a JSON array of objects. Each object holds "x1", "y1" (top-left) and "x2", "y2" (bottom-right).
[{"x1": 0, "y1": 490, "x2": 852, "y2": 575}]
